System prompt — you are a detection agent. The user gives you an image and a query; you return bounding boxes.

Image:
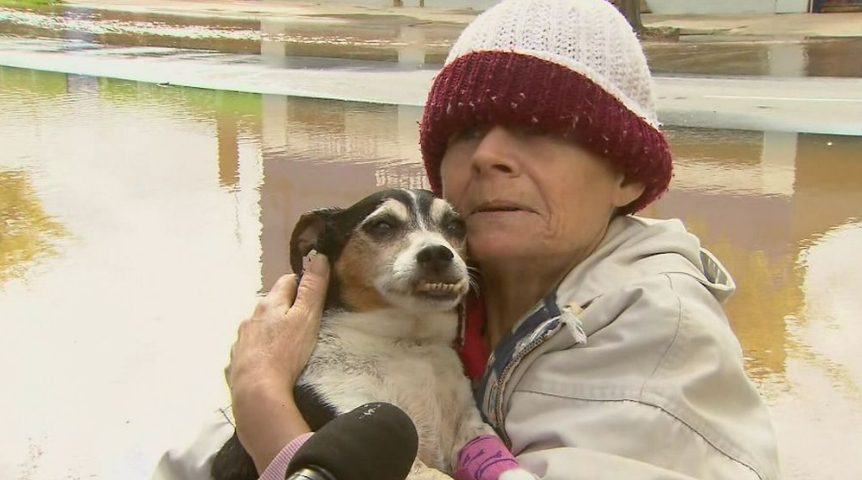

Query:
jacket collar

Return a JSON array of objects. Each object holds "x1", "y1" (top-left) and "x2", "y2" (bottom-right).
[{"x1": 555, "y1": 215, "x2": 735, "y2": 337}]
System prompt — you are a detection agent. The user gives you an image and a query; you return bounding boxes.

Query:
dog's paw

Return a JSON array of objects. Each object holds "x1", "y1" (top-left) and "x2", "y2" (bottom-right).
[{"x1": 499, "y1": 468, "x2": 537, "y2": 480}]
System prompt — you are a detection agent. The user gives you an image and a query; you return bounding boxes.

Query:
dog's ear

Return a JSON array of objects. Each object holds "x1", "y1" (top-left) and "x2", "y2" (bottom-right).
[{"x1": 289, "y1": 208, "x2": 340, "y2": 274}]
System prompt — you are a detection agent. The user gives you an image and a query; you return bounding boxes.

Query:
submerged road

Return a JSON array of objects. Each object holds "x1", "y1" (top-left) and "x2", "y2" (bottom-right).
[{"x1": 1, "y1": 43, "x2": 861, "y2": 136}]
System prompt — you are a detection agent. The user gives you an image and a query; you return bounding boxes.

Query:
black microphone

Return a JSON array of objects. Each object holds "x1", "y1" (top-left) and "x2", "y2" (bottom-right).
[{"x1": 285, "y1": 402, "x2": 418, "y2": 480}]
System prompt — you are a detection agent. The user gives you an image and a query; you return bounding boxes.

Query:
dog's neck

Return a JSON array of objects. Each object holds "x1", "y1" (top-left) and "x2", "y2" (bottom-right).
[{"x1": 322, "y1": 308, "x2": 459, "y2": 345}]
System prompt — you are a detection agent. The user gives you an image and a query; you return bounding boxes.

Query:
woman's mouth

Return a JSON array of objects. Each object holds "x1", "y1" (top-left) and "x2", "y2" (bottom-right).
[{"x1": 469, "y1": 201, "x2": 533, "y2": 215}]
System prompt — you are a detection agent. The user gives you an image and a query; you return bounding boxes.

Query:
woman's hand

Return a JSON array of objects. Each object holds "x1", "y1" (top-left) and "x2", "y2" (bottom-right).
[{"x1": 225, "y1": 253, "x2": 330, "y2": 473}]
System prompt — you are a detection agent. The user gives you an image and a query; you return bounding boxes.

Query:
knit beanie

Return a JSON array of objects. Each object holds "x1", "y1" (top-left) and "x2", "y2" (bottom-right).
[{"x1": 420, "y1": 0, "x2": 672, "y2": 214}]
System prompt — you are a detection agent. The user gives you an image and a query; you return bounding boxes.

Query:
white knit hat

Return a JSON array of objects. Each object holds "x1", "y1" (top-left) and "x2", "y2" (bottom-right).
[
  {"x1": 448, "y1": 0, "x2": 658, "y2": 127},
  {"x1": 421, "y1": 0, "x2": 672, "y2": 213}
]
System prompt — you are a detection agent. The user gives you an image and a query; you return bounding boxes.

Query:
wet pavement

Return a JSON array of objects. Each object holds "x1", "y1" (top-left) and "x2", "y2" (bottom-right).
[{"x1": 2, "y1": 68, "x2": 861, "y2": 480}]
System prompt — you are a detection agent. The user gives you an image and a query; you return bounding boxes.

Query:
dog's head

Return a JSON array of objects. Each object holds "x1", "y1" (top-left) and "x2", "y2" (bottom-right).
[{"x1": 289, "y1": 189, "x2": 469, "y2": 313}]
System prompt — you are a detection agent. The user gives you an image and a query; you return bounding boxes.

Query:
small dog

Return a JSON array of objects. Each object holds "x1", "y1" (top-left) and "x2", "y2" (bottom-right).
[{"x1": 212, "y1": 189, "x2": 529, "y2": 480}]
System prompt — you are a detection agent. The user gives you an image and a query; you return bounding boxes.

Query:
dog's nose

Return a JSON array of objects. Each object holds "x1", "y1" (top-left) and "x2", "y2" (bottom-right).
[{"x1": 416, "y1": 245, "x2": 454, "y2": 272}]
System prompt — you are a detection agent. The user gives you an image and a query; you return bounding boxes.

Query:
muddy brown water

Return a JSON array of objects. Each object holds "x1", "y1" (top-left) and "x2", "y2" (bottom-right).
[
  {"x1": 3, "y1": 5, "x2": 862, "y2": 76},
  {"x1": 1, "y1": 68, "x2": 860, "y2": 479}
]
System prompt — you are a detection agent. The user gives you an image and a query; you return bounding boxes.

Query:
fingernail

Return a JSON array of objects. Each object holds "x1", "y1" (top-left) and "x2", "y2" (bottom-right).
[
  {"x1": 302, "y1": 249, "x2": 318, "y2": 271},
  {"x1": 308, "y1": 253, "x2": 329, "y2": 276}
]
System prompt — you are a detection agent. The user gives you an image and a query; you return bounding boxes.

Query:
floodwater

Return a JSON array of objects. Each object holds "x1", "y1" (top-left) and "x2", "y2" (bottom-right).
[
  {"x1": 1, "y1": 67, "x2": 861, "y2": 480},
  {"x1": 2, "y1": 4, "x2": 862, "y2": 76},
  {"x1": 0, "y1": 5, "x2": 460, "y2": 64},
  {"x1": 2, "y1": 2, "x2": 862, "y2": 480}
]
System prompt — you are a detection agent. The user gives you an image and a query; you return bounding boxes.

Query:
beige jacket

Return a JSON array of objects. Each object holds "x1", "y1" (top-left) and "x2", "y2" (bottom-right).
[
  {"x1": 151, "y1": 216, "x2": 780, "y2": 480},
  {"x1": 478, "y1": 215, "x2": 780, "y2": 480}
]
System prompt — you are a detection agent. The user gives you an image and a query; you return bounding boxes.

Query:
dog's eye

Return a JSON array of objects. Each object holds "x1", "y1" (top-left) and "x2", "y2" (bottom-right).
[
  {"x1": 368, "y1": 219, "x2": 396, "y2": 235},
  {"x1": 445, "y1": 218, "x2": 466, "y2": 238},
  {"x1": 373, "y1": 220, "x2": 393, "y2": 230}
]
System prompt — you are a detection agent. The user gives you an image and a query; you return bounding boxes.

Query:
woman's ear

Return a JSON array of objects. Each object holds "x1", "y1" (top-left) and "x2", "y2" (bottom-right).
[{"x1": 612, "y1": 173, "x2": 646, "y2": 210}]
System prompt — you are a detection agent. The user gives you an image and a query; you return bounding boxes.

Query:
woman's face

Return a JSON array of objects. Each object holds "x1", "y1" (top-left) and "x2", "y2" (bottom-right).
[{"x1": 440, "y1": 125, "x2": 645, "y2": 266}]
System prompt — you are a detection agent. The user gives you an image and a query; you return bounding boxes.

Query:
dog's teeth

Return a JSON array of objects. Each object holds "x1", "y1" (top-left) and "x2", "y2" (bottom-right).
[{"x1": 416, "y1": 280, "x2": 465, "y2": 294}]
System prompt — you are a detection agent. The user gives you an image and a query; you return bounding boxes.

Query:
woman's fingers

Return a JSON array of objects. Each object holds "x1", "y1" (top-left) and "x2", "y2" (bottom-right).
[
  {"x1": 223, "y1": 256, "x2": 328, "y2": 471},
  {"x1": 226, "y1": 254, "x2": 330, "y2": 391},
  {"x1": 261, "y1": 273, "x2": 299, "y2": 314},
  {"x1": 292, "y1": 254, "x2": 330, "y2": 320},
  {"x1": 272, "y1": 254, "x2": 330, "y2": 386}
]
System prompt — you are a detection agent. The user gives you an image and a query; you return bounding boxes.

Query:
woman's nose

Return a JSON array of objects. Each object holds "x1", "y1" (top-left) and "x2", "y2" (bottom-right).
[{"x1": 470, "y1": 126, "x2": 521, "y2": 178}]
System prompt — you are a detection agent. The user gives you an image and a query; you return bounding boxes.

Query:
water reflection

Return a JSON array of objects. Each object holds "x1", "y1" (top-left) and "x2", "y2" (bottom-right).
[
  {"x1": 644, "y1": 37, "x2": 862, "y2": 78},
  {"x1": 397, "y1": 24, "x2": 428, "y2": 67},
  {"x1": 4, "y1": 5, "x2": 862, "y2": 76},
  {"x1": 1, "y1": 68, "x2": 861, "y2": 479},
  {"x1": 256, "y1": 95, "x2": 425, "y2": 287},
  {"x1": 0, "y1": 169, "x2": 68, "y2": 285},
  {"x1": 0, "y1": 63, "x2": 67, "y2": 96},
  {"x1": 0, "y1": 5, "x2": 455, "y2": 63},
  {"x1": 641, "y1": 127, "x2": 862, "y2": 478},
  {"x1": 644, "y1": 129, "x2": 862, "y2": 393},
  {"x1": 0, "y1": 67, "x2": 269, "y2": 480}
]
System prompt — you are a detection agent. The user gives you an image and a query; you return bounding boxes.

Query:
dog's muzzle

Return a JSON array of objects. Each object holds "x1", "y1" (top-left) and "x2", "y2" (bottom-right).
[{"x1": 413, "y1": 245, "x2": 468, "y2": 297}]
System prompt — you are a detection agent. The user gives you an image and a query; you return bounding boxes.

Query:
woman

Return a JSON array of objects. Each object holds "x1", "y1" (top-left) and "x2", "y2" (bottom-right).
[{"x1": 153, "y1": 0, "x2": 780, "y2": 479}]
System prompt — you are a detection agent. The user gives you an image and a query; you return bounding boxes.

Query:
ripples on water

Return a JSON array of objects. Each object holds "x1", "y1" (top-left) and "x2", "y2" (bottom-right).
[
  {"x1": 1, "y1": 69, "x2": 861, "y2": 479},
  {"x1": 0, "y1": 7, "x2": 444, "y2": 45},
  {"x1": 4, "y1": 5, "x2": 862, "y2": 75},
  {"x1": 0, "y1": 6, "x2": 457, "y2": 62}
]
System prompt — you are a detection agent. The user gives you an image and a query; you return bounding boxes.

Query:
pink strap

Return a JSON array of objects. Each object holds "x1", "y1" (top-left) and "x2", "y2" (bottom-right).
[
  {"x1": 257, "y1": 432, "x2": 314, "y2": 480},
  {"x1": 453, "y1": 435, "x2": 521, "y2": 480}
]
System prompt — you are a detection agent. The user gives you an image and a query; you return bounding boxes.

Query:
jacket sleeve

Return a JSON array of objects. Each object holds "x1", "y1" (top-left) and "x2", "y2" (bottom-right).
[
  {"x1": 150, "y1": 409, "x2": 235, "y2": 480},
  {"x1": 504, "y1": 274, "x2": 780, "y2": 480},
  {"x1": 508, "y1": 394, "x2": 762, "y2": 480}
]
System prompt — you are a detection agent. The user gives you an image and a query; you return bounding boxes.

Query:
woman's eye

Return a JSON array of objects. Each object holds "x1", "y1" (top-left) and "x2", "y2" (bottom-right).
[
  {"x1": 449, "y1": 125, "x2": 487, "y2": 145},
  {"x1": 514, "y1": 125, "x2": 542, "y2": 136}
]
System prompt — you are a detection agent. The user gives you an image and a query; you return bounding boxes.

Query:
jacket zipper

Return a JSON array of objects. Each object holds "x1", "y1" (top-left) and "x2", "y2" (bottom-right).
[
  {"x1": 493, "y1": 316, "x2": 563, "y2": 447},
  {"x1": 491, "y1": 304, "x2": 587, "y2": 447}
]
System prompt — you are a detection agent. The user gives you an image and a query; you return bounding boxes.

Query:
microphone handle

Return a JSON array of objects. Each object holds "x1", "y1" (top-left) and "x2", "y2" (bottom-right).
[{"x1": 285, "y1": 466, "x2": 337, "y2": 480}]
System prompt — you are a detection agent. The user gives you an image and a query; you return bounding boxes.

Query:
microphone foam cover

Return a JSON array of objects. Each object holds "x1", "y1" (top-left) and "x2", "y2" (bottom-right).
[{"x1": 287, "y1": 402, "x2": 419, "y2": 480}]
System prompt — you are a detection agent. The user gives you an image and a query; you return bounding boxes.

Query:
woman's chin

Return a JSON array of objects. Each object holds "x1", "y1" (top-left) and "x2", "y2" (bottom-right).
[
  {"x1": 467, "y1": 215, "x2": 546, "y2": 262},
  {"x1": 468, "y1": 235, "x2": 535, "y2": 263}
]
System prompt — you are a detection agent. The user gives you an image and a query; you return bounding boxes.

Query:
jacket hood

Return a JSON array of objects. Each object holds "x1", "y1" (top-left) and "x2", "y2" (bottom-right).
[{"x1": 556, "y1": 216, "x2": 735, "y2": 330}]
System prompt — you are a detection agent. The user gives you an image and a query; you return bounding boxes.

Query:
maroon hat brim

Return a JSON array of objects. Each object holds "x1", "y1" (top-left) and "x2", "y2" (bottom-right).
[{"x1": 420, "y1": 51, "x2": 672, "y2": 214}]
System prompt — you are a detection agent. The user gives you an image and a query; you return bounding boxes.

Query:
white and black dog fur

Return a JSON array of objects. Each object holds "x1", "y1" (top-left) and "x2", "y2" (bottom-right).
[{"x1": 212, "y1": 189, "x2": 531, "y2": 480}]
